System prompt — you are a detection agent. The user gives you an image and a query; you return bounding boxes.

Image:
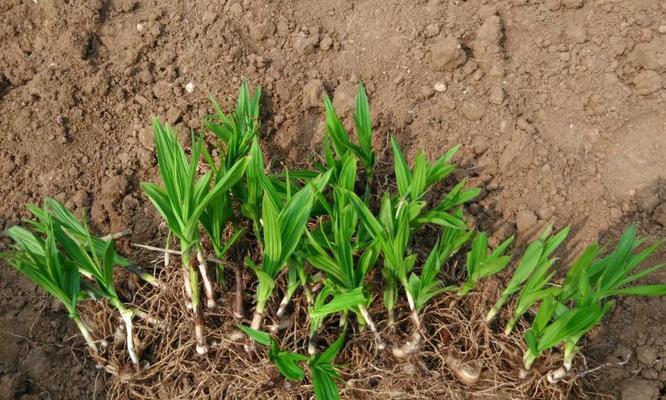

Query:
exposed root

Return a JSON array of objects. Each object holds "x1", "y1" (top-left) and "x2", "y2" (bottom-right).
[{"x1": 77, "y1": 247, "x2": 588, "y2": 400}]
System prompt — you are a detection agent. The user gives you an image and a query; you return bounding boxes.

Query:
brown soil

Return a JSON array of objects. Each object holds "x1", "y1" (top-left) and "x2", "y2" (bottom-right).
[{"x1": 1, "y1": 0, "x2": 665, "y2": 399}]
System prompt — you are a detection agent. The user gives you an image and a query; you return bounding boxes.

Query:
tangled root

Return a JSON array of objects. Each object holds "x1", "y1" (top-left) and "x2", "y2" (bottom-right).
[{"x1": 78, "y1": 249, "x2": 593, "y2": 400}]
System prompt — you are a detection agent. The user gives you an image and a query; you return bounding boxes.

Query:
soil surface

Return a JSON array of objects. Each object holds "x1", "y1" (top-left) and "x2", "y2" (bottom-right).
[{"x1": 1, "y1": 0, "x2": 665, "y2": 399}]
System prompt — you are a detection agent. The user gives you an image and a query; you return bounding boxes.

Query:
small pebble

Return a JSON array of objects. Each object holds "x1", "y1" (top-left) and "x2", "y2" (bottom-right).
[
  {"x1": 184, "y1": 82, "x2": 195, "y2": 93},
  {"x1": 434, "y1": 82, "x2": 447, "y2": 92}
]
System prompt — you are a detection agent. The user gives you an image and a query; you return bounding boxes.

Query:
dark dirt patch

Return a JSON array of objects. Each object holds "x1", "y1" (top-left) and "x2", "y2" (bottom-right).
[{"x1": 0, "y1": 0, "x2": 665, "y2": 398}]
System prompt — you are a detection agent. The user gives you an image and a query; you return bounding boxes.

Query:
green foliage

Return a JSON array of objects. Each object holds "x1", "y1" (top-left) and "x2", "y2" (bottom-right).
[
  {"x1": 323, "y1": 83, "x2": 375, "y2": 175},
  {"x1": 5, "y1": 215, "x2": 82, "y2": 318},
  {"x1": 486, "y1": 226, "x2": 569, "y2": 322},
  {"x1": 458, "y1": 232, "x2": 513, "y2": 296},
  {"x1": 249, "y1": 170, "x2": 332, "y2": 315},
  {"x1": 239, "y1": 325, "x2": 346, "y2": 400},
  {"x1": 517, "y1": 225, "x2": 665, "y2": 369},
  {"x1": 141, "y1": 120, "x2": 249, "y2": 253}
]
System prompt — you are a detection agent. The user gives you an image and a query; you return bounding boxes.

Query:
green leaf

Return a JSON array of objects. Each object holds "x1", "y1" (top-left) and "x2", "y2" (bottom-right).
[
  {"x1": 391, "y1": 136, "x2": 411, "y2": 198},
  {"x1": 607, "y1": 285, "x2": 666, "y2": 297},
  {"x1": 262, "y1": 193, "x2": 282, "y2": 274},
  {"x1": 310, "y1": 287, "x2": 366, "y2": 318},
  {"x1": 272, "y1": 351, "x2": 307, "y2": 381},
  {"x1": 237, "y1": 325, "x2": 271, "y2": 347}
]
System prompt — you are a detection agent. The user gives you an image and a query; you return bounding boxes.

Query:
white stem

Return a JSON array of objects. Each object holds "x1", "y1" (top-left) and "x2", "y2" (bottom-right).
[
  {"x1": 132, "y1": 243, "x2": 226, "y2": 264},
  {"x1": 120, "y1": 310, "x2": 139, "y2": 365},
  {"x1": 74, "y1": 316, "x2": 98, "y2": 353},
  {"x1": 392, "y1": 303, "x2": 423, "y2": 358},
  {"x1": 308, "y1": 335, "x2": 317, "y2": 355},
  {"x1": 133, "y1": 309, "x2": 160, "y2": 326},
  {"x1": 194, "y1": 312, "x2": 208, "y2": 355},
  {"x1": 197, "y1": 249, "x2": 216, "y2": 310},
  {"x1": 276, "y1": 294, "x2": 290, "y2": 319},
  {"x1": 358, "y1": 305, "x2": 385, "y2": 350},
  {"x1": 101, "y1": 229, "x2": 132, "y2": 241}
]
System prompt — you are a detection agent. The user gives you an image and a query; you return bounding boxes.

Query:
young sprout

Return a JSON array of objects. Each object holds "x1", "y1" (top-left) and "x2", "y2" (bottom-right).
[
  {"x1": 393, "y1": 225, "x2": 470, "y2": 357},
  {"x1": 10, "y1": 199, "x2": 157, "y2": 365},
  {"x1": 246, "y1": 169, "x2": 332, "y2": 334},
  {"x1": 523, "y1": 226, "x2": 666, "y2": 376},
  {"x1": 457, "y1": 232, "x2": 514, "y2": 296},
  {"x1": 345, "y1": 137, "x2": 476, "y2": 327},
  {"x1": 207, "y1": 80, "x2": 262, "y2": 172},
  {"x1": 304, "y1": 154, "x2": 385, "y2": 350},
  {"x1": 141, "y1": 119, "x2": 249, "y2": 354},
  {"x1": 199, "y1": 160, "x2": 246, "y2": 318},
  {"x1": 239, "y1": 325, "x2": 346, "y2": 400},
  {"x1": 4, "y1": 219, "x2": 97, "y2": 353},
  {"x1": 30, "y1": 198, "x2": 158, "y2": 287},
  {"x1": 323, "y1": 83, "x2": 375, "y2": 200},
  {"x1": 485, "y1": 226, "x2": 569, "y2": 322}
]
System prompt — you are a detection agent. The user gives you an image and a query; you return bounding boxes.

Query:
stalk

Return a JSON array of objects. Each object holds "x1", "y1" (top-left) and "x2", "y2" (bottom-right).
[
  {"x1": 275, "y1": 293, "x2": 291, "y2": 319},
  {"x1": 73, "y1": 315, "x2": 98, "y2": 353},
  {"x1": 358, "y1": 304, "x2": 386, "y2": 350},
  {"x1": 523, "y1": 350, "x2": 537, "y2": 369},
  {"x1": 393, "y1": 292, "x2": 424, "y2": 358},
  {"x1": 165, "y1": 238, "x2": 193, "y2": 304},
  {"x1": 183, "y1": 250, "x2": 208, "y2": 354},
  {"x1": 250, "y1": 301, "x2": 266, "y2": 331},
  {"x1": 232, "y1": 264, "x2": 244, "y2": 319},
  {"x1": 124, "y1": 264, "x2": 161, "y2": 288},
  {"x1": 563, "y1": 340, "x2": 576, "y2": 371},
  {"x1": 245, "y1": 301, "x2": 265, "y2": 352},
  {"x1": 197, "y1": 247, "x2": 216, "y2": 309},
  {"x1": 112, "y1": 300, "x2": 139, "y2": 365},
  {"x1": 504, "y1": 317, "x2": 517, "y2": 336},
  {"x1": 485, "y1": 303, "x2": 501, "y2": 322},
  {"x1": 308, "y1": 334, "x2": 317, "y2": 355}
]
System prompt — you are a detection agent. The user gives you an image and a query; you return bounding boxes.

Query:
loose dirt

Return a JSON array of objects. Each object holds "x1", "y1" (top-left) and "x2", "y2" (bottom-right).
[{"x1": 1, "y1": 0, "x2": 665, "y2": 399}]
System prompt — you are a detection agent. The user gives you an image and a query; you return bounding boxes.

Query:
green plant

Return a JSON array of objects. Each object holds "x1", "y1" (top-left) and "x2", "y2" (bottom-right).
[
  {"x1": 323, "y1": 83, "x2": 375, "y2": 201},
  {"x1": 485, "y1": 226, "x2": 569, "y2": 322},
  {"x1": 4, "y1": 198, "x2": 155, "y2": 365},
  {"x1": 393, "y1": 225, "x2": 470, "y2": 357},
  {"x1": 522, "y1": 226, "x2": 666, "y2": 376},
  {"x1": 457, "y1": 232, "x2": 513, "y2": 296},
  {"x1": 246, "y1": 169, "x2": 332, "y2": 332},
  {"x1": 304, "y1": 154, "x2": 385, "y2": 350},
  {"x1": 239, "y1": 325, "x2": 346, "y2": 400},
  {"x1": 4, "y1": 216, "x2": 95, "y2": 352},
  {"x1": 346, "y1": 137, "x2": 476, "y2": 327},
  {"x1": 141, "y1": 119, "x2": 249, "y2": 354}
]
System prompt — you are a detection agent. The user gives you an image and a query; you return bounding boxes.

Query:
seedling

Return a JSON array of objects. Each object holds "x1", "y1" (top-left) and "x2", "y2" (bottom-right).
[
  {"x1": 393, "y1": 225, "x2": 470, "y2": 357},
  {"x1": 5, "y1": 198, "x2": 154, "y2": 365},
  {"x1": 323, "y1": 83, "x2": 375, "y2": 201},
  {"x1": 246, "y1": 169, "x2": 331, "y2": 332},
  {"x1": 305, "y1": 154, "x2": 385, "y2": 350},
  {"x1": 346, "y1": 137, "x2": 476, "y2": 327},
  {"x1": 522, "y1": 226, "x2": 666, "y2": 376},
  {"x1": 239, "y1": 325, "x2": 346, "y2": 400},
  {"x1": 4, "y1": 217, "x2": 96, "y2": 352},
  {"x1": 457, "y1": 232, "x2": 513, "y2": 296},
  {"x1": 141, "y1": 119, "x2": 248, "y2": 353},
  {"x1": 485, "y1": 226, "x2": 569, "y2": 322}
]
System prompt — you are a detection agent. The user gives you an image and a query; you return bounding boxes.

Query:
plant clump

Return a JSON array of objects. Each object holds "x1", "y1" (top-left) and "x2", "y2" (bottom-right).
[{"x1": 3, "y1": 81, "x2": 665, "y2": 400}]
